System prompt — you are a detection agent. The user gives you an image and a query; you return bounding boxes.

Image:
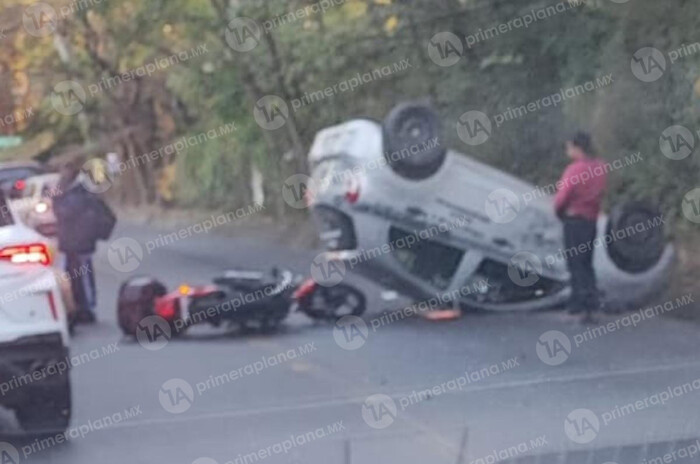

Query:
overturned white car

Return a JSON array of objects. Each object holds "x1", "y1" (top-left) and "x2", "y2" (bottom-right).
[{"x1": 307, "y1": 102, "x2": 674, "y2": 311}]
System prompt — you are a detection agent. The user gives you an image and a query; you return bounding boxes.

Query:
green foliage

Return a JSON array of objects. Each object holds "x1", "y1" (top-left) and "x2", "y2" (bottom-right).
[{"x1": 10, "y1": 0, "x2": 700, "y2": 224}]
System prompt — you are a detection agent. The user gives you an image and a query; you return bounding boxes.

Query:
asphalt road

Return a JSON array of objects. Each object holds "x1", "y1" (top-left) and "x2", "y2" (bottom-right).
[{"x1": 4, "y1": 222, "x2": 700, "y2": 464}]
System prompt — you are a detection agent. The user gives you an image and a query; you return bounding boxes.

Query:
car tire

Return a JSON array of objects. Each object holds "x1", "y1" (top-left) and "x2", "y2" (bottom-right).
[
  {"x1": 117, "y1": 276, "x2": 167, "y2": 336},
  {"x1": 16, "y1": 374, "x2": 71, "y2": 434},
  {"x1": 383, "y1": 101, "x2": 446, "y2": 180},
  {"x1": 605, "y1": 202, "x2": 666, "y2": 273}
]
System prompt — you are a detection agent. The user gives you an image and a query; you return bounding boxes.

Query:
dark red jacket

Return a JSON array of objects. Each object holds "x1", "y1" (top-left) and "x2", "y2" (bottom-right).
[{"x1": 554, "y1": 158, "x2": 608, "y2": 221}]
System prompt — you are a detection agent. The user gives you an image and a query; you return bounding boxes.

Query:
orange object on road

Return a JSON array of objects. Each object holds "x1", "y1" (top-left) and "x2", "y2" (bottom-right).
[{"x1": 421, "y1": 309, "x2": 462, "y2": 321}]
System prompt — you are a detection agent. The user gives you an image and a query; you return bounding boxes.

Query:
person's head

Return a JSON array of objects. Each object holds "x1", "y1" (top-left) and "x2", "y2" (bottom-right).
[
  {"x1": 58, "y1": 159, "x2": 81, "y2": 192},
  {"x1": 566, "y1": 131, "x2": 594, "y2": 160}
]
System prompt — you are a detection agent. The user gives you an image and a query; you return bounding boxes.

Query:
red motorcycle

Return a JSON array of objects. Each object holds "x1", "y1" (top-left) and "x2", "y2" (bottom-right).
[{"x1": 117, "y1": 268, "x2": 366, "y2": 337}]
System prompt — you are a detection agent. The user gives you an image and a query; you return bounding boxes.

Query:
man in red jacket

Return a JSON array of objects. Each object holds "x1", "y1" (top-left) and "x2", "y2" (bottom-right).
[{"x1": 554, "y1": 132, "x2": 608, "y2": 321}]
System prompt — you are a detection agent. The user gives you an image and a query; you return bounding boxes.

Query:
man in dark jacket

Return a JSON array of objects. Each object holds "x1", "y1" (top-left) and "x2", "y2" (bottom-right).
[
  {"x1": 54, "y1": 161, "x2": 116, "y2": 324},
  {"x1": 554, "y1": 132, "x2": 608, "y2": 322}
]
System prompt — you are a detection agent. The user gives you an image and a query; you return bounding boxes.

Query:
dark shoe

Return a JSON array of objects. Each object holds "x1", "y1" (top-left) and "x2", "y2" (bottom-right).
[
  {"x1": 75, "y1": 310, "x2": 96, "y2": 325},
  {"x1": 67, "y1": 314, "x2": 77, "y2": 335}
]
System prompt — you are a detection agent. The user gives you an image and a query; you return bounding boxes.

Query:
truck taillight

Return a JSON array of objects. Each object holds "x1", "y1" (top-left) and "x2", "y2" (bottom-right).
[{"x1": 0, "y1": 243, "x2": 51, "y2": 265}]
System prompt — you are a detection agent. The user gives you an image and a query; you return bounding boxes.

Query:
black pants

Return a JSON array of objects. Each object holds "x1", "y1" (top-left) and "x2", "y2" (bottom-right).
[
  {"x1": 65, "y1": 253, "x2": 96, "y2": 315},
  {"x1": 563, "y1": 217, "x2": 599, "y2": 313}
]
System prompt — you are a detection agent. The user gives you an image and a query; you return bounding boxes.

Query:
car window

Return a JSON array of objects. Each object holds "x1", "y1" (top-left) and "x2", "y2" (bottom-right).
[
  {"x1": 389, "y1": 226, "x2": 464, "y2": 289},
  {"x1": 0, "y1": 167, "x2": 44, "y2": 186}
]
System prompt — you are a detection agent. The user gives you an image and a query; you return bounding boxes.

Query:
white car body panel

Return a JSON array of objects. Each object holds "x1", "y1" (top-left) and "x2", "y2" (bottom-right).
[{"x1": 0, "y1": 218, "x2": 69, "y2": 346}]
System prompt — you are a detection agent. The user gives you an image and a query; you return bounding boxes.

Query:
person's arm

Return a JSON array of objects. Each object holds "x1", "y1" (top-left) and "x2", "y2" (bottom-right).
[
  {"x1": 93, "y1": 195, "x2": 114, "y2": 222},
  {"x1": 88, "y1": 194, "x2": 116, "y2": 240},
  {"x1": 554, "y1": 164, "x2": 577, "y2": 219}
]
